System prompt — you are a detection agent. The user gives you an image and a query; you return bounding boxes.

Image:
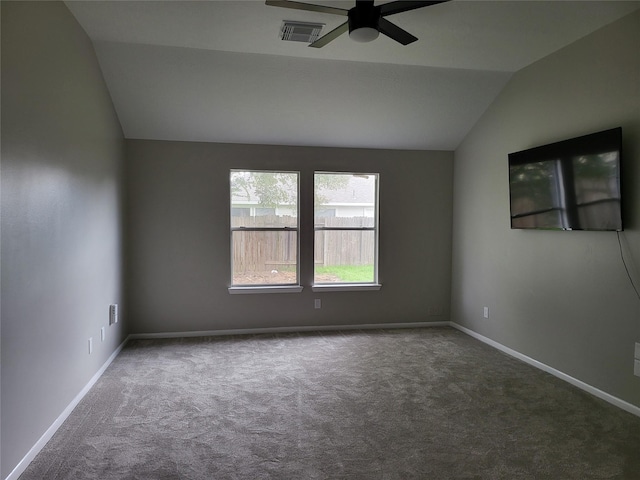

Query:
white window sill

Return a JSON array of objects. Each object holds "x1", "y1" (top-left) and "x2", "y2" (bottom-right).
[
  {"x1": 228, "y1": 285, "x2": 304, "y2": 295},
  {"x1": 311, "y1": 284, "x2": 382, "y2": 292}
]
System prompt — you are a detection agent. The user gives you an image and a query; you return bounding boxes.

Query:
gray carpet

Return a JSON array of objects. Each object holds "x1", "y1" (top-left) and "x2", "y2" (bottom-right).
[{"x1": 19, "y1": 327, "x2": 640, "y2": 479}]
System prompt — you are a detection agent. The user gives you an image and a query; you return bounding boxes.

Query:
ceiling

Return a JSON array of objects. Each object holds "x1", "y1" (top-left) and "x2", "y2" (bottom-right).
[{"x1": 65, "y1": 1, "x2": 640, "y2": 150}]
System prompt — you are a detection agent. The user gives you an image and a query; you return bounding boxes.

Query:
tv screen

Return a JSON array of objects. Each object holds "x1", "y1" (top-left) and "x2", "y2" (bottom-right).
[{"x1": 508, "y1": 127, "x2": 622, "y2": 231}]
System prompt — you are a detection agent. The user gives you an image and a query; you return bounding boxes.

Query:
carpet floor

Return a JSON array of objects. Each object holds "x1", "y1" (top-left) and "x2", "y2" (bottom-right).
[{"x1": 19, "y1": 327, "x2": 640, "y2": 479}]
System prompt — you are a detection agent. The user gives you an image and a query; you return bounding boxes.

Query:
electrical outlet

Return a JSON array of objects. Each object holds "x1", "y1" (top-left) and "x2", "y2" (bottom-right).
[
  {"x1": 109, "y1": 304, "x2": 118, "y2": 325},
  {"x1": 88, "y1": 337, "x2": 93, "y2": 355},
  {"x1": 483, "y1": 307, "x2": 489, "y2": 319},
  {"x1": 314, "y1": 299, "x2": 321, "y2": 309},
  {"x1": 428, "y1": 306, "x2": 443, "y2": 316},
  {"x1": 101, "y1": 327, "x2": 106, "y2": 342}
]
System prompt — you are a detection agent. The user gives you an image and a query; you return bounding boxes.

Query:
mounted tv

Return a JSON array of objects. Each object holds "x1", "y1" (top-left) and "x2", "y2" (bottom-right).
[{"x1": 508, "y1": 127, "x2": 622, "y2": 231}]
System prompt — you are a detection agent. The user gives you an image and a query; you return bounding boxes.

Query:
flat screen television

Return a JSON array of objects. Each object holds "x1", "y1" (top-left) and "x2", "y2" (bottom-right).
[{"x1": 508, "y1": 127, "x2": 622, "y2": 231}]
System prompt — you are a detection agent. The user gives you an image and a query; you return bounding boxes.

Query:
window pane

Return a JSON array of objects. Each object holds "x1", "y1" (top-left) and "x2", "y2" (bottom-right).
[
  {"x1": 314, "y1": 172, "x2": 378, "y2": 284},
  {"x1": 314, "y1": 173, "x2": 376, "y2": 226},
  {"x1": 314, "y1": 230, "x2": 375, "y2": 283},
  {"x1": 231, "y1": 171, "x2": 298, "y2": 227},
  {"x1": 230, "y1": 170, "x2": 299, "y2": 287},
  {"x1": 232, "y1": 230, "x2": 298, "y2": 285}
]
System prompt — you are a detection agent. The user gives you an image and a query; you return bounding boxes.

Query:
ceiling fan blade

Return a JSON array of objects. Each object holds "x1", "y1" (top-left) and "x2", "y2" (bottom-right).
[
  {"x1": 379, "y1": 0, "x2": 449, "y2": 17},
  {"x1": 309, "y1": 21, "x2": 349, "y2": 48},
  {"x1": 265, "y1": 0, "x2": 348, "y2": 16},
  {"x1": 378, "y1": 17, "x2": 418, "y2": 45}
]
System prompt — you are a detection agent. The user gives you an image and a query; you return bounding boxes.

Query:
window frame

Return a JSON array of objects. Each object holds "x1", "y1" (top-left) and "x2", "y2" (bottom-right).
[
  {"x1": 311, "y1": 171, "x2": 381, "y2": 291},
  {"x1": 228, "y1": 169, "x2": 302, "y2": 294}
]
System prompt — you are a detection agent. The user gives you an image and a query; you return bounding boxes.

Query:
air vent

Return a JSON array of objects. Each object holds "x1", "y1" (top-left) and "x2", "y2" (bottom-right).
[{"x1": 280, "y1": 21, "x2": 324, "y2": 43}]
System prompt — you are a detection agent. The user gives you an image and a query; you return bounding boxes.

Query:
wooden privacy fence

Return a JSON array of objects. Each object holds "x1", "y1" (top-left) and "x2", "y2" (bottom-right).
[
  {"x1": 313, "y1": 230, "x2": 375, "y2": 267},
  {"x1": 232, "y1": 215, "x2": 374, "y2": 273}
]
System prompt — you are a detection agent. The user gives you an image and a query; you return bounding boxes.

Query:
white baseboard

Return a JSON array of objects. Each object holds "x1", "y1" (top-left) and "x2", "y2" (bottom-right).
[
  {"x1": 5, "y1": 337, "x2": 129, "y2": 480},
  {"x1": 4, "y1": 320, "x2": 447, "y2": 480},
  {"x1": 450, "y1": 322, "x2": 640, "y2": 419},
  {"x1": 8, "y1": 320, "x2": 639, "y2": 480},
  {"x1": 128, "y1": 321, "x2": 451, "y2": 340}
]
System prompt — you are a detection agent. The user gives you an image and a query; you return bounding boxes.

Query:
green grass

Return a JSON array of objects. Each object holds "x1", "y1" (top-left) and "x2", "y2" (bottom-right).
[{"x1": 315, "y1": 264, "x2": 374, "y2": 282}]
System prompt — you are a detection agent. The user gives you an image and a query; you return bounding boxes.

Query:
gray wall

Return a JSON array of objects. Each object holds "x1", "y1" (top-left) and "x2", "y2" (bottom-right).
[
  {"x1": 1, "y1": 2, "x2": 126, "y2": 477},
  {"x1": 451, "y1": 11, "x2": 640, "y2": 407},
  {"x1": 125, "y1": 140, "x2": 453, "y2": 334}
]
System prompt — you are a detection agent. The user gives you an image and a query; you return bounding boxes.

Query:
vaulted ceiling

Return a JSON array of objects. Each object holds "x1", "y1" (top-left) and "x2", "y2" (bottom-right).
[{"x1": 66, "y1": 1, "x2": 640, "y2": 150}]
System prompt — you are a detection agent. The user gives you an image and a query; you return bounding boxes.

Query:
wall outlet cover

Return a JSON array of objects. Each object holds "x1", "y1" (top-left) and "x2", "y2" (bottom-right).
[{"x1": 109, "y1": 304, "x2": 119, "y2": 325}]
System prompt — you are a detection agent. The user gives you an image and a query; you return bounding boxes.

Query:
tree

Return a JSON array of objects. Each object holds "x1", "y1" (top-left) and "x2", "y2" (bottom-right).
[
  {"x1": 231, "y1": 171, "x2": 351, "y2": 208},
  {"x1": 314, "y1": 173, "x2": 350, "y2": 207},
  {"x1": 231, "y1": 171, "x2": 297, "y2": 208}
]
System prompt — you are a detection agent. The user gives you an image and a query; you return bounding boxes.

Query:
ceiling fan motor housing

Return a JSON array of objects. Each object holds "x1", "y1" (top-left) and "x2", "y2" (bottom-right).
[{"x1": 348, "y1": 4, "x2": 380, "y2": 42}]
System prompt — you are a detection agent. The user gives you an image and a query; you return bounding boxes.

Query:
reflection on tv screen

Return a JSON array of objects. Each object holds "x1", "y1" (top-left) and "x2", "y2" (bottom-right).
[{"x1": 508, "y1": 128, "x2": 622, "y2": 231}]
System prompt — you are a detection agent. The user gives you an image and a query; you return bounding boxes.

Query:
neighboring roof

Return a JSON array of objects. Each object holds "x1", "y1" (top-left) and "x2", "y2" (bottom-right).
[{"x1": 318, "y1": 175, "x2": 375, "y2": 205}]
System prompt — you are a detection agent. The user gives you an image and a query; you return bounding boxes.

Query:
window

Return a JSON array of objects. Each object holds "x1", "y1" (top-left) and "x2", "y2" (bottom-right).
[
  {"x1": 230, "y1": 170, "x2": 299, "y2": 289},
  {"x1": 229, "y1": 170, "x2": 381, "y2": 293},
  {"x1": 314, "y1": 172, "x2": 379, "y2": 285}
]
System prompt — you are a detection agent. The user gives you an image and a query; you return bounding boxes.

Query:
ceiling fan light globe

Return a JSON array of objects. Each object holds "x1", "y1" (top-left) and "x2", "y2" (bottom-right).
[{"x1": 349, "y1": 27, "x2": 379, "y2": 43}]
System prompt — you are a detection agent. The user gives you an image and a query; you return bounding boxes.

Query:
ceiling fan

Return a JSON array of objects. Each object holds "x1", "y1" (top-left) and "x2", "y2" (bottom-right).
[{"x1": 266, "y1": 0, "x2": 450, "y2": 48}]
